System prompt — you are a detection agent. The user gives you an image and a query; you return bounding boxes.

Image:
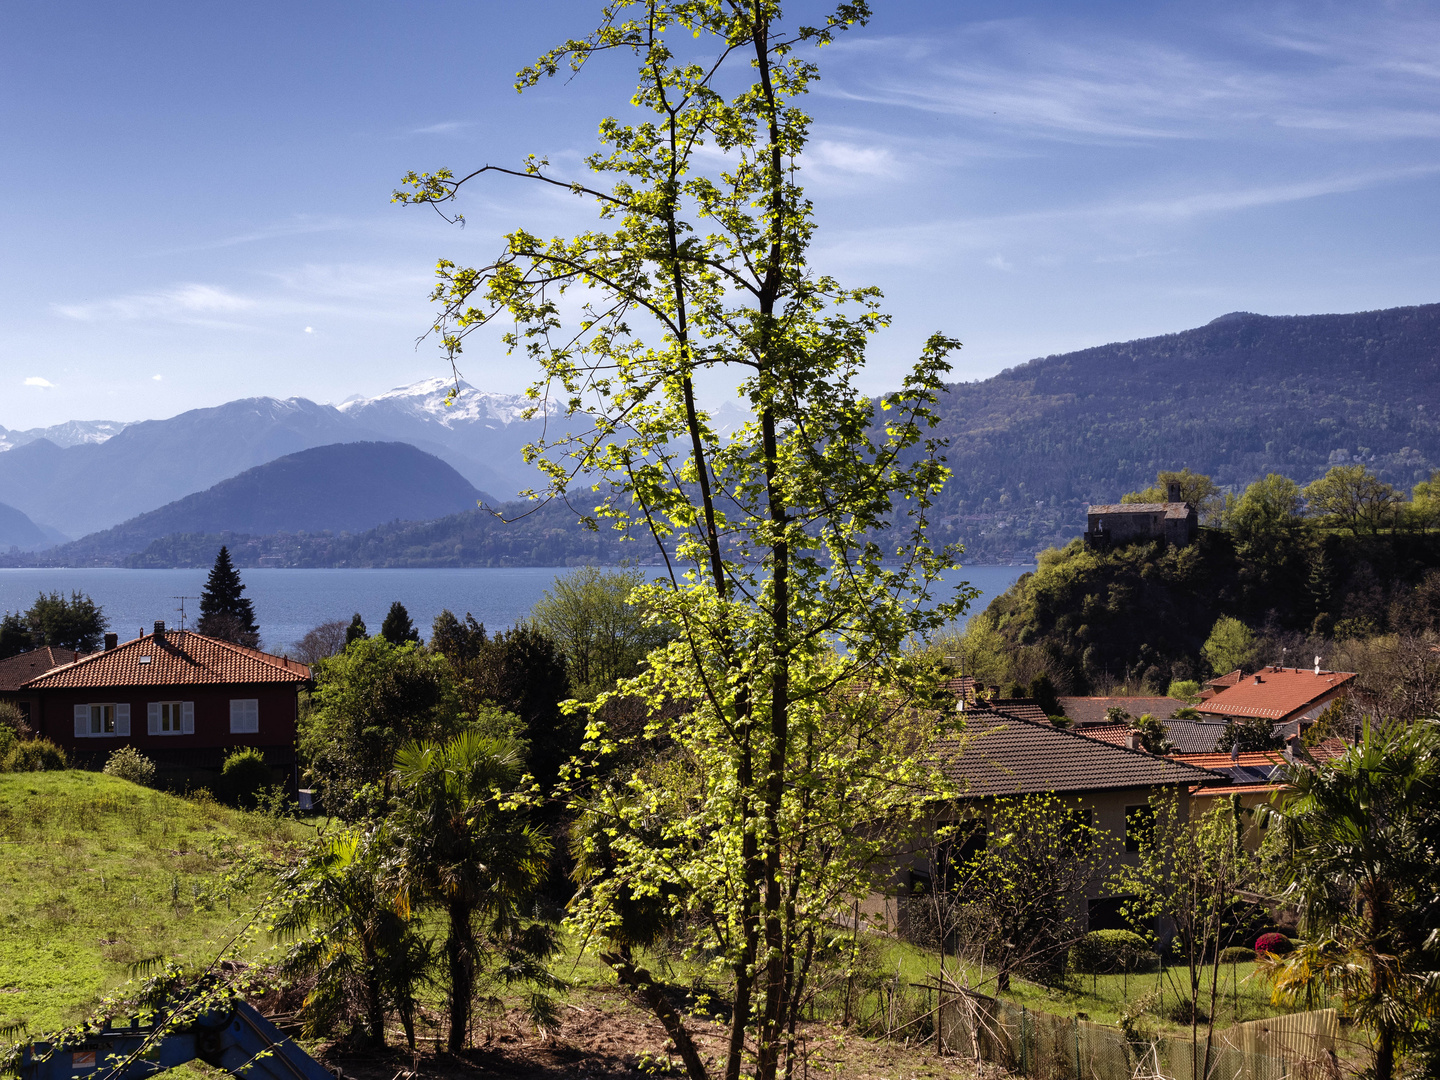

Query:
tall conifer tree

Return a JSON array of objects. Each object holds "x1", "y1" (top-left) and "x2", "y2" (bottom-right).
[
  {"x1": 380, "y1": 601, "x2": 420, "y2": 646},
  {"x1": 197, "y1": 546, "x2": 260, "y2": 647}
]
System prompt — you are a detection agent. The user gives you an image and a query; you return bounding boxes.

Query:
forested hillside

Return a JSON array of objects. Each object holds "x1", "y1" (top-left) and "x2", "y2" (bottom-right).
[
  {"x1": 930, "y1": 305, "x2": 1440, "y2": 560},
  {"x1": 968, "y1": 529, "x2": 1440, "y2": 696}
]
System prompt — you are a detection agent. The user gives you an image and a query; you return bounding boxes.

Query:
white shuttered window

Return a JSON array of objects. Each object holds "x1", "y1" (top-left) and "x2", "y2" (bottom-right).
[
  {"x1": 229, "y1": 699, "x2": 259, "y2": 734},
  {"x1": 148, "y1": 702, "x2": 189, "y2": 735},
  {"x1": 74, "y1": 704, "x2": 125, "y2": 737}
]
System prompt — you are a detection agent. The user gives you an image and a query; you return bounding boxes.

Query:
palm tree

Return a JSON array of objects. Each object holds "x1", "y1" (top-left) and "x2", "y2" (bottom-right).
[
  {"x1": 1263, "y1": 720, "x2": 1440, "y2": 1080},
  {"x1": 391, "y1": 731, "x2": 557, "y2": 1053},
  {"x1": 272, "y1": 828, "x2": 430, "y2": 1048}
]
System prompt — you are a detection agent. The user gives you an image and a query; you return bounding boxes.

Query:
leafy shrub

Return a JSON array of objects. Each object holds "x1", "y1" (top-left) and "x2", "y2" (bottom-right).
[
  {"x1": 0, "y1": 725, "x2": 14, "y2": 763},
  {"x1": 3, "y1": 738, "x2": 67, "y2": 772},
  {"x1": 0, "y1": 700, "x2": 32, "y2": 739},
  {"x1": 1219, "y1": 945, "x2": 1256, "y2": 964},
  {"x1": 102, "y1": 746, "x2": 157, "y2": 786},
  {"x1": 1167, "y1": 679, "x2": 1201, "y2": 702},
  {"x1": 1255, "y1": 932, "x2": 1293, "y2": 955},
  {"x1": 219, "y1": 747, "x2": 273, "y2": 808},
  {"x1": 1069, "y1": 930, "x2": 1159, "y2": 974}
]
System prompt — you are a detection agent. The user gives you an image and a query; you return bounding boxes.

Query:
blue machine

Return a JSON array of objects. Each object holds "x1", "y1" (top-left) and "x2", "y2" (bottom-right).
[{"x1": 14, "y1": 1000, "x2": 334, "y2": 1080}]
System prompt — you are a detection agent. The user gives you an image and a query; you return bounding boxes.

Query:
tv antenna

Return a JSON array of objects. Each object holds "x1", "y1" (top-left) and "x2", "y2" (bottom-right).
[{"x1": 172, "y1": 596, "x2": 201, "y2": 630}]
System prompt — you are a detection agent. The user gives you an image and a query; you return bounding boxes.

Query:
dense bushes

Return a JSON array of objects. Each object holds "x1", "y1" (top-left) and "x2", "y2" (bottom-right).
[
  {"x1": 2, "y1": 738, "x2": 67, "y2": 772},
  {"x1": 219, "y1": 747, "x2": 273, "y2": 808},
  {"x1": 1069, "y1": 929, "x2": 1159, "y2": 974},
  {"x1": 1219, "y1": 945, "x2": 1256, "y2": 963},
  {"x1": 102, "y1": 746, "x2": 156, "y2": 786}
]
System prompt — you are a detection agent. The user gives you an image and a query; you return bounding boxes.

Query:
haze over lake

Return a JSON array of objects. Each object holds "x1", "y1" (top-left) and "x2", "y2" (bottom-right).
[{"x1": 0, "y1": 565, "x2": 1029, "y2": 652}]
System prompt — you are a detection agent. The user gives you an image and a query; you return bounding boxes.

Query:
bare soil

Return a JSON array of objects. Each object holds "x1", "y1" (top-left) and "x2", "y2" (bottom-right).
[{"x1": 320, "y1": 988, "x2": 981, "y2": 1080}]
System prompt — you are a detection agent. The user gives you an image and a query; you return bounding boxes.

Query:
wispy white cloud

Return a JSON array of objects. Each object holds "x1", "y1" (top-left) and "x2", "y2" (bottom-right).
[
  {"x1": 817, "y1": 163, "x2": 1440, "y2": 269},
  {"x1": 828, "y1": 10, "x2": 1440, "y2": 145},
  {"x1": 411, "y1": 121, "x2": 471, "y2": 136},
  {"x1": 23, "y1": 376, "x2": 55, "y2": 388},
  {"x1": 54, "y1": 284, "x2": 256, "y2": 325}
]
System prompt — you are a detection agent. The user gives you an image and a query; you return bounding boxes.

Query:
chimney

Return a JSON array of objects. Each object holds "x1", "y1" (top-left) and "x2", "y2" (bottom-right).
[
  {"x1": 1167, "y1": 480, "x2": 1182, "y2": 503},
  {"x1": 153, "y1": 620, "x2": 166, "y2": 639},
  {"x1": 1124, "y1": 731, "x2": 1142, "y2": 751},
  {"x1": 103, "y1": 633, "x2": 117, "y2": 651}
]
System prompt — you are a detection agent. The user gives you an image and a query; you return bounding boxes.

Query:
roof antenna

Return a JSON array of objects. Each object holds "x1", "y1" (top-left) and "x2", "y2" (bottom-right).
[{"x1": 171, "y1": 596, "x2": 200, "y2": 631}]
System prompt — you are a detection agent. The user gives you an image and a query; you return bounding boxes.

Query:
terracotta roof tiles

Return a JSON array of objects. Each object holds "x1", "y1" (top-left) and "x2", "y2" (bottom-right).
[
  {"x1": 1196, "y1": 666, "x2": 1355, "y2": 721},
  {"x1": 23, "y1": 630, "x2": 310, "y2": 689},
  {"x1": 0, "y1": 647, "x2": 83, "y2": 692}
]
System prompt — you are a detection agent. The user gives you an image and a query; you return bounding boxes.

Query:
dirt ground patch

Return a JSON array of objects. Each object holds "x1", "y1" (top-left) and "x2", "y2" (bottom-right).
[{"x1": 321, "y1": 987, "x2": 981, "y2": 1080}]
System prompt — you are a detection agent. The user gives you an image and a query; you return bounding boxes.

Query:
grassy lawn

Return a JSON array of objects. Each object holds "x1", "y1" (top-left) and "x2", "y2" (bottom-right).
[
  {"x1": 0, "y1": 770, "x2": 310, "y2": 1035},
  {"x1": 875, "y1": 937, "x2": 1297, "y2": 1034}
]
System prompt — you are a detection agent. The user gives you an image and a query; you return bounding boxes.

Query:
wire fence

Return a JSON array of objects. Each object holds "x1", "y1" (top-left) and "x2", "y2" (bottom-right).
[{"x1": 935, "y1": 981, "x2": 1340, "y2": 1080}]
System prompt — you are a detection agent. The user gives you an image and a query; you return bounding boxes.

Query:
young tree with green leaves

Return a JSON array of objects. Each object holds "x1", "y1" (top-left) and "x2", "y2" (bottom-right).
[
  {"x1": 1112, "y1": 795, "x2": 1262, "y2": 1080},
  {"x1": 196, "y1": 546, "x2": 259, "y2": 646},
  {"x1": 1122, "y1": 468, "x2": 1223, "y2": 523},
  {"x1": 301, "y1": 638, "x2": 466, "y2": 816},
  {"x1": 530, "y1": 566, "x2": 673, "y2": 697},
  {"x1": 394, "y1": 4, "x2": 968, "y2": 1076},
  {"x1": 1304, "y1": 465, "x2": 1402, "y2": 535},
  {"x1": 927, "y1": 793, "x2": 1115, "y2": 992},
  {"x1": 1202, "y1": 615, "x2": 1257, "y2": 676}
]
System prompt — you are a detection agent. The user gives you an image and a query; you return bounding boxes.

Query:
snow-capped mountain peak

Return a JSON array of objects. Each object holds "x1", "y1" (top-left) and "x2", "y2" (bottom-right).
[
  {"x1": 0, "y1": 419, "x2": 130, "y2": 453},
  {"x1": 337, "y1": 377, "x2": 545, "y2": 428}
]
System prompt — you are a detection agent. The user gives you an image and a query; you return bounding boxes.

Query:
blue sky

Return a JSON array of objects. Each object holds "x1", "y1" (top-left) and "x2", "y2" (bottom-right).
[{"x1": 5, "y1": 1, "x2": 1440, "y2": 429}]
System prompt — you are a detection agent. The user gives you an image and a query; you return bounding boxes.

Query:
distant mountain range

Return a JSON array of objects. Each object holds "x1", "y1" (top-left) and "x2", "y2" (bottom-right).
[
  {"x1": 36, "y1": 442, "x2": 486, "y2": 564},
  {"x1": 0, "y1": 501, "x2": 53, "y2": 552},
  {"x1": 5, "y1": 301, "x2": 1440, "y2": 565},
  {"x1": 0, "y1": 379, "x2": 551, "y2": 538}
]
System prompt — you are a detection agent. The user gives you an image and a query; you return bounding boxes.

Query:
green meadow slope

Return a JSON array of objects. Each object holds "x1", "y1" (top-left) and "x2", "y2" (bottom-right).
[{"x1": 0, "y1": 772, "x2": 305, "y2": 1033}]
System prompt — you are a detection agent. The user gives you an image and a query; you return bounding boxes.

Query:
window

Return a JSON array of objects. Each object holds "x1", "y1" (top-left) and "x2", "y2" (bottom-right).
[
  {"x1": 73, "y1": 703, "x2": 130, "y2": 738},
  {"x1": 229, "y1": 698, "x2": 259, "y2": 734},
  {"x1": 1125, "y1": 804, "x2": 1156, "y2": 852},
  {"x1": 148, "y1": 701, "x2": 193, "y2": 736},
  {"x1": 91, "y1": 704, "x2": 114, "y2": 734}
]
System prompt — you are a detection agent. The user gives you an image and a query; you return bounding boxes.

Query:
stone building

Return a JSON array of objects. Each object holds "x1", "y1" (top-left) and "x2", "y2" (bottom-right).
[{"x1": 1084, "y1": 480, "x2": 1198, "y2": 548}]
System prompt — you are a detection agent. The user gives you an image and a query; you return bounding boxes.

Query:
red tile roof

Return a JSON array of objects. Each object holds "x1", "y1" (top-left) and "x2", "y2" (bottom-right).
[
  {"x1": 1196, "y1": 666, "x2": 1355, "y2": 721},
  {"x1": 931, "y1": 709, "x2": 1221, "y2": 797},
  {"x1": 0, "y1": 647, "x2": 83, "y2": 692},
  {"x1": 22, "y1": 630, "x2": 310, "y2": 689},
  {"x1": 1071, "y1": 722, "x2": 1130, "y2": 746},
  {"x1": 1171, "y1": 750, "x2": 1283, "y2": 770}
]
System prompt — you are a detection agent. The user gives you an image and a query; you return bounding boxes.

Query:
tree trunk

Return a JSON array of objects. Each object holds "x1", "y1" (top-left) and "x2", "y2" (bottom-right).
[
  {"x1": 606, "y1": 951, "x2": 711, "y2": 1080},
  {"x1": 445, "y1": 899, "x2": 475, "y2": 1054}
]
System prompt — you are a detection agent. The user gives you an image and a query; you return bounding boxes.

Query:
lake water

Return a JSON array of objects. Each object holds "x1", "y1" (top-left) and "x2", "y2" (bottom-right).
[{"x1": 0, "y1": 564, "x2": 1030, "y2": 652}]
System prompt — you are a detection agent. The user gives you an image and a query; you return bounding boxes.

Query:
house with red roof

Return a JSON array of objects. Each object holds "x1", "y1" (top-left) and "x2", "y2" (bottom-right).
[
  {"x1": 21, "y1": 620, "x2": 310, "y2": 782},
  {"x1": 1196, "y1": 663, "x2": 1355, "y2": 739},
  {"x1": 0, "y1": 646, "x2": 84, "y2": 727}
]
